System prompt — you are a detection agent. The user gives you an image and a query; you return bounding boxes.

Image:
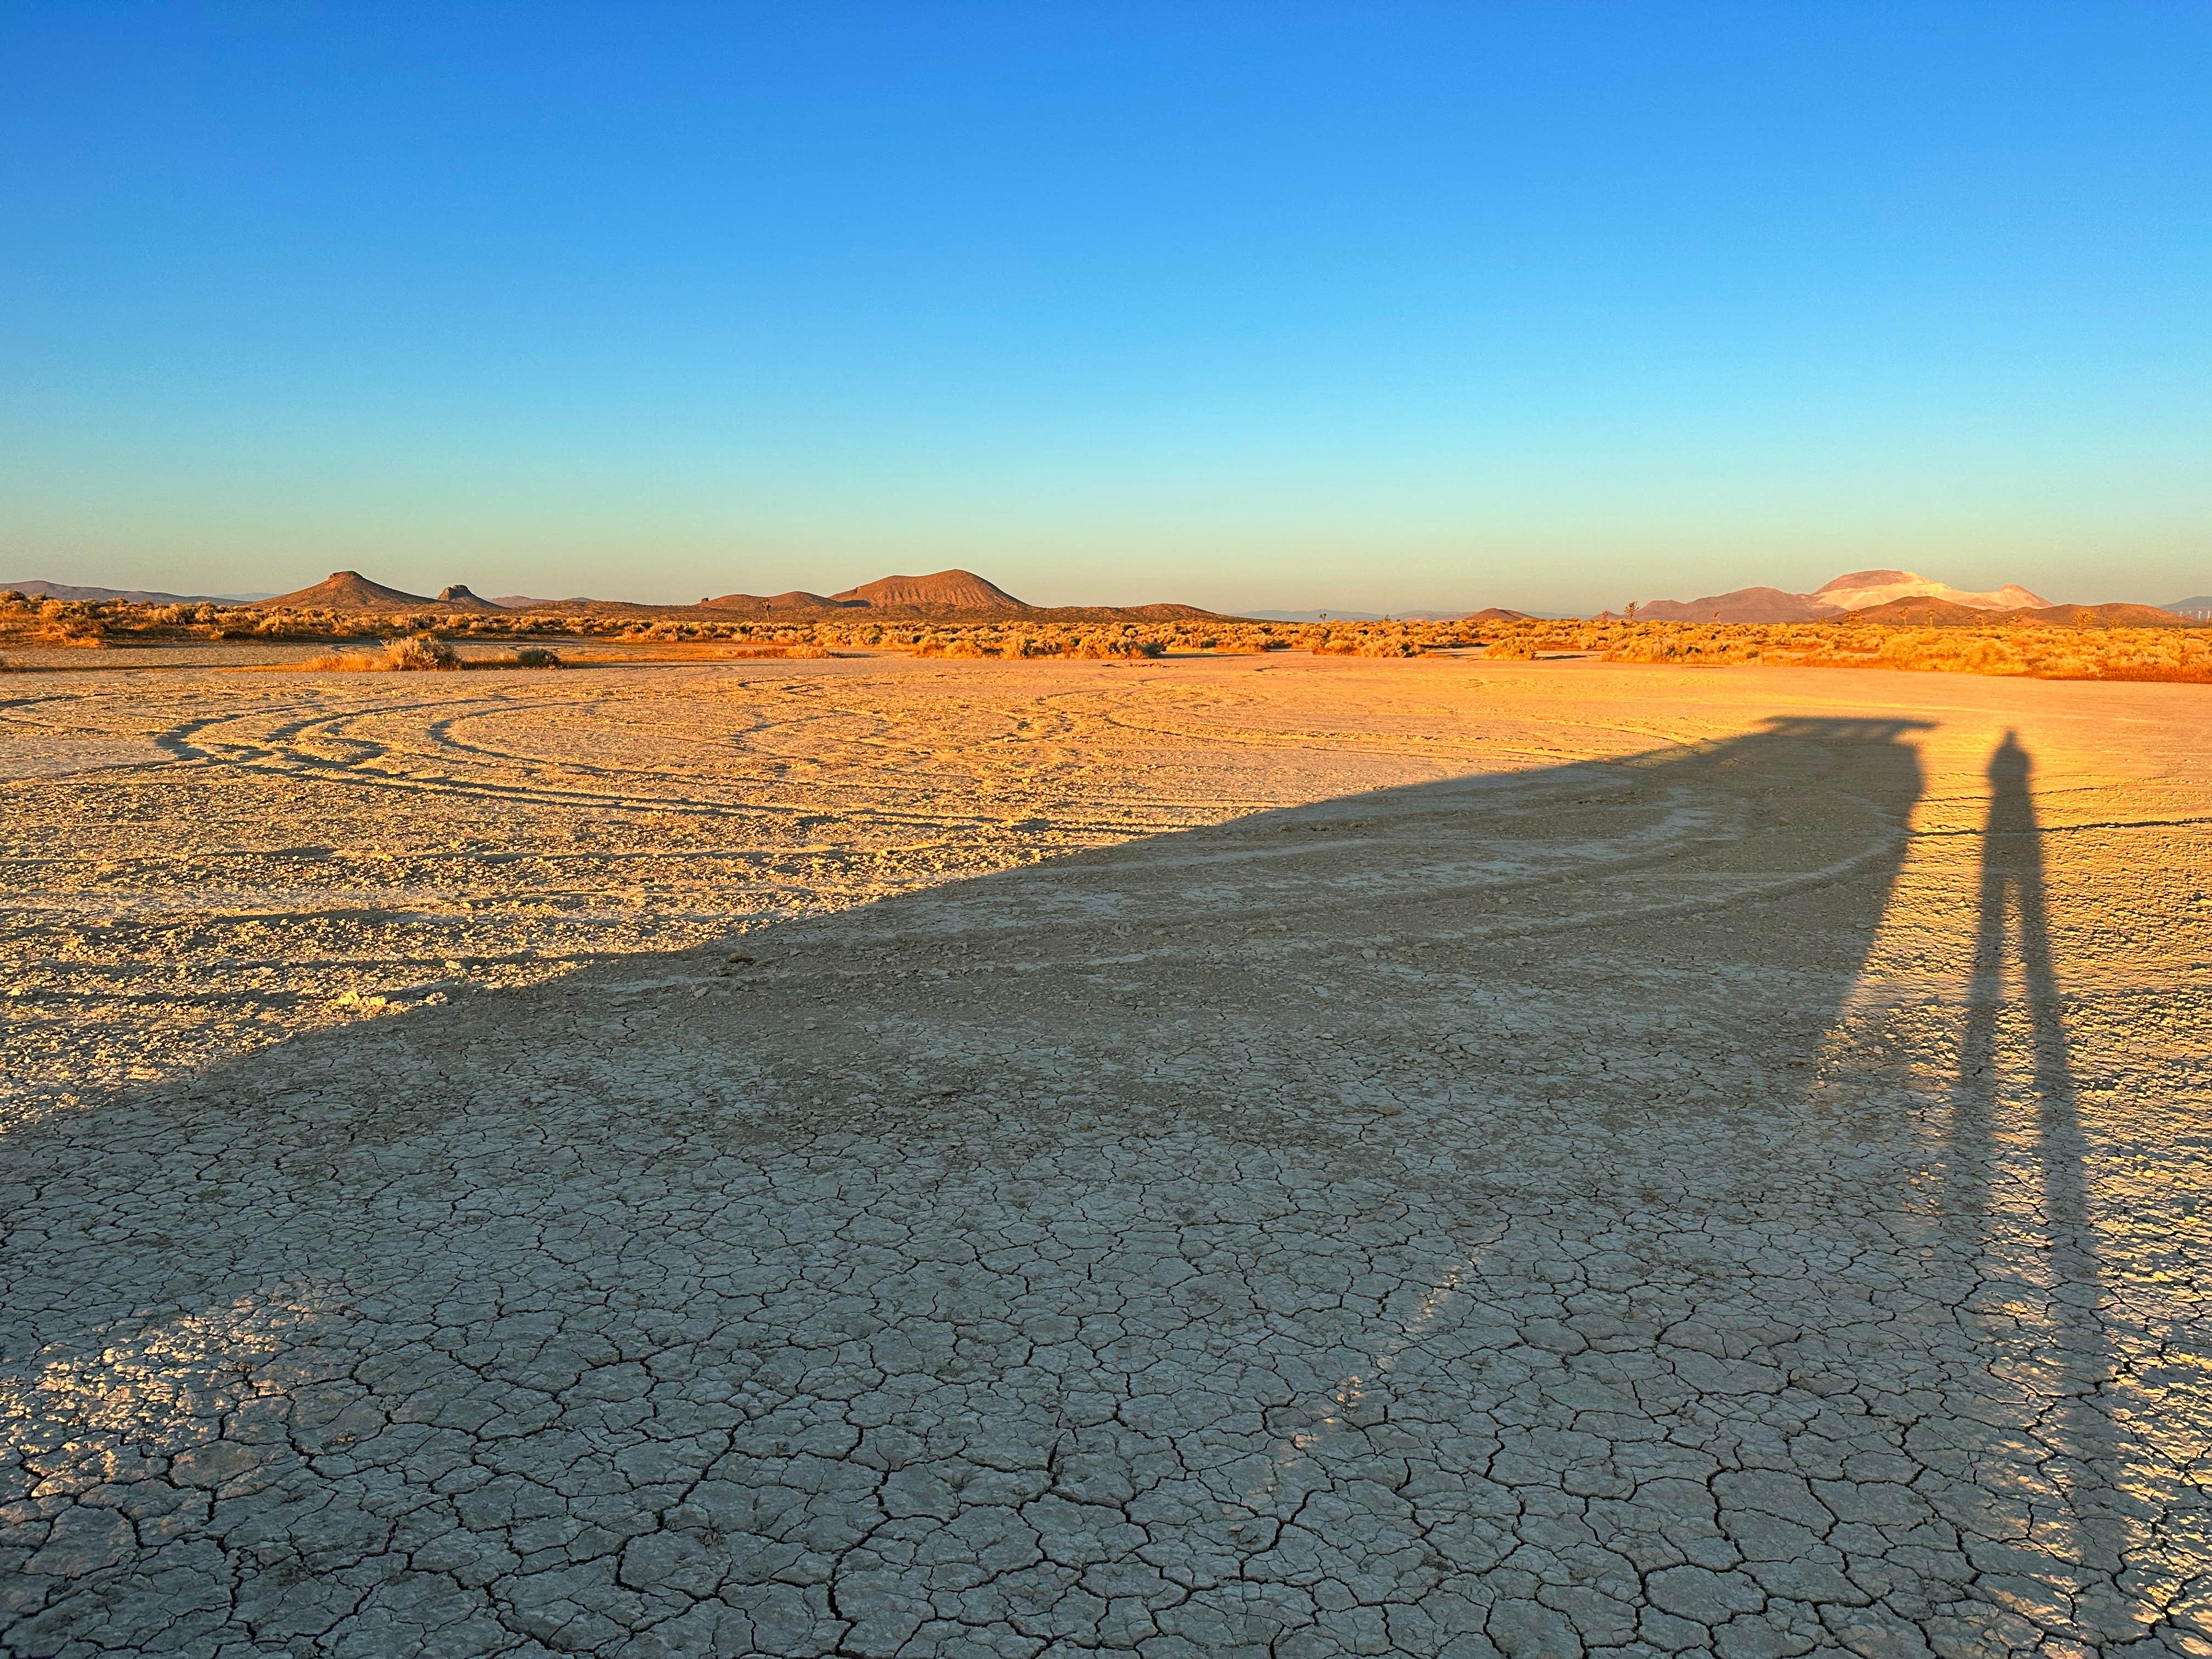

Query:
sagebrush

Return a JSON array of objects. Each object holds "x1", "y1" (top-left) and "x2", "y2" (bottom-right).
[{"x1": 3, "y1": 588, "x2": 2203, "y2": 684}]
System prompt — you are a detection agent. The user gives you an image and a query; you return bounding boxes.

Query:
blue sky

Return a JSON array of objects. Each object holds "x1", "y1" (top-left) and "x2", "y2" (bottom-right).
[{"x1": 3, "y1": 3, "x2": 2207, "y2": 612}]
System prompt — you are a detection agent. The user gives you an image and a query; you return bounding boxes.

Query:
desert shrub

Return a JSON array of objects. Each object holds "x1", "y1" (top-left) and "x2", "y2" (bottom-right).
[
  {"x1": 385, "y1": 634, "x2": 461, "y2": 671},
  {"x1": 30, "y1": 599, "x2": 104, "y2": 644},
  {"x1": 1605, "y1": 630, "x2": 1763, "y2": 664},
  {"x1": 1521, "y1": 618, "x2": 2212, "y2": 682},
  {"x1": 511, "y1": 647, "x2": 561, "y2": 668},
  {"x1": 1875, "y1": 632, "x2": 2028, "y2": 675}
]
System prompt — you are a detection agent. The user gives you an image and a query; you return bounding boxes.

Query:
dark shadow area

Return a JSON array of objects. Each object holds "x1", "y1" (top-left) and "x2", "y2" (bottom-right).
[
  {"x1": 33, "y1": 710, "x2": 2176, "y2": 1657},
  {"x1": 1959, "y1": 733, "x2": 2080, "y2": 1127},
  {"x1": 1937, "y1": 731, "x2": 2137, "y2": 1646}
]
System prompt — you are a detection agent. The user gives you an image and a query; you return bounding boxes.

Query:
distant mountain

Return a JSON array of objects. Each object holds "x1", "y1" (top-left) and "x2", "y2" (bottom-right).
[
  {"x1": 1388, "y1": 607, "x2": 1544, "y2": 622},
  {"x1": 697, "y1": 569, "x2": 1032, "y2": 614},
  {"x1": 258, "y1": 571, "x2": 437, "y2": 609},
  {"x1": 249, "y1": 573, "x2": 500, "y2": 611},
  {"x1": 700, "y1": 590, "x2": 853, "y2": 613},
  {"x1": 0, "y1": 579, "x2": 264, "y2": 603},
  {"x1": 1632, "y1": 569, "x2": 2057, "y2": 624},
  {"x1": 1388, "y1": 607, "x2": 1538, "y2": 622},
  {"x1": 831, "y1": 569, "x2": 1031, "y2": 611},
  {"x1": 2165, "y1": 595, "x2": 2212, "y2": 619},
  {"x1": 1637, "y1": 586, "x2": 1842, "y2": 623},
  {"x1": 691, "y1": 569, "x2": 1213, "y2": 621},
  {"x1": 1813, "y1": 569, "x2": 2050, "y2": 611},
  {"x1": 1098, "y1": 602, "x2": 1221, "y2": 621},
  {"x1": 14, "y1": 565, "x2": 1207, "y2": 622},
  {"x1": 433, "y1": 585, "x2": 506, "y2": 612}
]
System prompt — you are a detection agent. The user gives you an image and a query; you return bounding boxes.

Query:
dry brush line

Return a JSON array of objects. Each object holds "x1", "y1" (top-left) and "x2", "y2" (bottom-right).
[
  {"x1": 1571, "y1": 620, "x2": 2212, "y2": 682},
  {"x1": 290, "y1": 639, "x2": 565, "y2": 673},
  {"x1": 5, "y1": 588, "x2": 2205, "y2": 683},
  {"x1": 909, "y1": 633, "x2": 1165, "y2": 659}
]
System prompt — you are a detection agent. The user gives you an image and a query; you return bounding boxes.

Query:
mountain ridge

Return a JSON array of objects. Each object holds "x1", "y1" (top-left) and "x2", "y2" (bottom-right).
[
  {"x1": 17, "y1": 566, "x2": 2200, "y2": 625},
  {"x1": 207, "y1": 567, "x2": 1220, "y2": 621},
  {"x1": 1813, "y1": 569, "x2": 2050, "y2": 611},
  {"x1": 0, "y1": 579, "x2": 272, "y2": 603},
  {"x1": 1636, "y1": 586, "x2": 1837, "y2": 623},
  {"x1": 257, "y1": 571, "x2": 438, "y2": 610},
  {"x1": 1635, "y1": 568, "x2": 2069, "y2": 623},
  {"x1": 833, "y1": 569, "x2": 1030, "y2": 611}
]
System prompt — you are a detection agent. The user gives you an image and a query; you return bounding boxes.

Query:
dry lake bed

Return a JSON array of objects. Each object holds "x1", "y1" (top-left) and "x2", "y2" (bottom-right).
[{"x1": 2, "y1": 649, "x2": 2208, "y2": 1657}]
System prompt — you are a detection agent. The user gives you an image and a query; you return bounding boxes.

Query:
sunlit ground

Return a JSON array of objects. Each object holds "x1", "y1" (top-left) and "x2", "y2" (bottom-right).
[{"x1": 3, "y1": 650, "x2": 2207, "y2": 1656}]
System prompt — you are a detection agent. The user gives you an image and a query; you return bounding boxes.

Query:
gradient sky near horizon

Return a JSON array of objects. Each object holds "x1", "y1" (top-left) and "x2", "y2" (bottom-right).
[{"x1": 3, "y1": 3, "x2": 2208, "y2": 613}]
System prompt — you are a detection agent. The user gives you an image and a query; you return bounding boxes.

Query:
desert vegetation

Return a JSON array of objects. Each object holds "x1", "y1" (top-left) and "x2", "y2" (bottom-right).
[
  {"x1": 294, "y1": 635, "x2": 461, "y2": 672},
  {"x1": 1, "y1": 587, "x2": 2203, "y2": 682},
  {"x1": 290, "y1": 637, "x2": 567, "y2": 672},
  {"x1": 1480, "y1": 615, "x2": 2212, "y2": 682}
]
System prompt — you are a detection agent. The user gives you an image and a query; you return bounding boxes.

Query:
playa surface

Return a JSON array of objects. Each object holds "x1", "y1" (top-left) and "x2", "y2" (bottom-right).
[{"x1": 3, "y1": 651, "x2": 2207, "y2": 1656}]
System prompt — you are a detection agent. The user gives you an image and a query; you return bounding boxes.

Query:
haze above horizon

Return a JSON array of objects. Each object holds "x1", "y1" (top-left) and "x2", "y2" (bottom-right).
[{"x1": 3, "y1": 3, "x2": 2206, "y2": 613}]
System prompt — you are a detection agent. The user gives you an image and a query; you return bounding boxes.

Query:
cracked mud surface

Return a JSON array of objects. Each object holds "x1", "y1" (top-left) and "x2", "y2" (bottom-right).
[{"x1": 4, "y1": 652, "x2": 2209, "y2": 1656}]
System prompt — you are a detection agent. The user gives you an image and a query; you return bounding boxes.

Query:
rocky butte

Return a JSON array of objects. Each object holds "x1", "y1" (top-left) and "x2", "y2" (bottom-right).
[{"x1": 1628, "y1": 567, "x2": 2194, "y2": 625}]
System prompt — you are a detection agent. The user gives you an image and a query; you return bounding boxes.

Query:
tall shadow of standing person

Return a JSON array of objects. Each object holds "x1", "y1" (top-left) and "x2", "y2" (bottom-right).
[{"x1": 1936, "y1": 730, "x2": 2145, "y2": 1650}]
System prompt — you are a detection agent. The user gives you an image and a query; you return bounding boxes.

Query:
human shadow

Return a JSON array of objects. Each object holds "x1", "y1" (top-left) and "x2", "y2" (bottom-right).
[
  {"x1": 1922, "y1": 732, "x2": 2140, "y2": 1650},
  {"x1": 1959, "y1": 732, "x2": 2079, "y2": 1131},
  {"x1": 25, "y1": 709, "x2": 2151, "y2": 1659}
]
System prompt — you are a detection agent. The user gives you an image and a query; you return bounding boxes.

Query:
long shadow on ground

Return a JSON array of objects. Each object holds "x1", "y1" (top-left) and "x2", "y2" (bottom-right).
[{"x1": 2, "y1": 715, "x2": 2184, "y2": 1656}]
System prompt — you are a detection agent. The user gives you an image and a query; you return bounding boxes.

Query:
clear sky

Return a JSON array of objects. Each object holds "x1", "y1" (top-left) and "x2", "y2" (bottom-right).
[{"x1": 3, "y1": 3, "x2": 2207, "y2": 613}]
